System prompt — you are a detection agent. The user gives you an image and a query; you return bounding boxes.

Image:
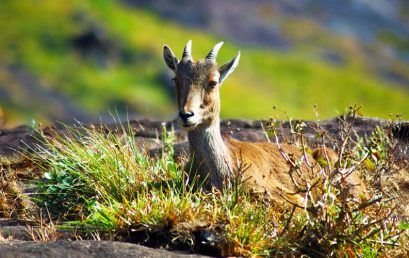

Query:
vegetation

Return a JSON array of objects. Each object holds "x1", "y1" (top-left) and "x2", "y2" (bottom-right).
[
  {"x1": 0, "y1": 0, "x2": 409, "y2": 126},
  {"x1": 1, "y1": 109, "x2": 403, "y2": 256}
]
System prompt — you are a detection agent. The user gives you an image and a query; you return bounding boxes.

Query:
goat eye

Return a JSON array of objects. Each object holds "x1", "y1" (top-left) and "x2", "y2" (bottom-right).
[{"x1": 208, "y1": 80, "x2": 218, "y2": 88}]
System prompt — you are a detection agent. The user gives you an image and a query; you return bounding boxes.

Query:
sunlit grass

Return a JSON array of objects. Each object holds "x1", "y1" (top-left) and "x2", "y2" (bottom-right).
[
  {"x1": 28, "y1": 113, "x2": 409, "y2": 256},
  {"x1": 31, "y1": 123, "x2": 282, "y2": 256}
]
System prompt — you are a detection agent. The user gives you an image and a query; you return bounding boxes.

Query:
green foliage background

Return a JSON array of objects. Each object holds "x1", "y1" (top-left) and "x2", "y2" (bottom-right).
[{"x1": 0, "y1": 0, "x2": 408, "y2": 126}]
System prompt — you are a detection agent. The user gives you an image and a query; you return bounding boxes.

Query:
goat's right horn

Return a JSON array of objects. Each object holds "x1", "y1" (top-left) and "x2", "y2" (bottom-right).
[
  {"x1": 206, "y1": 41, "x2": 224, "y2": 62},
  {"x1": 182, "y1": 40, "x2": 192, "y2": 61}
]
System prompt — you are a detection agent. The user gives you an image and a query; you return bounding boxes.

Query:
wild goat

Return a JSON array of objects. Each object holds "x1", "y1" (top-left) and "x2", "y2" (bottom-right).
[{"x1": 163, "y1": 40, "x2": 365, "y2": 204}]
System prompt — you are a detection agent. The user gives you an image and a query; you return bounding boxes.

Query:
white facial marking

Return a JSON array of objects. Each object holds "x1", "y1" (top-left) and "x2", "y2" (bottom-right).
[{"x1": 178, "y1": 89, "x2": 202, "y2": 130}]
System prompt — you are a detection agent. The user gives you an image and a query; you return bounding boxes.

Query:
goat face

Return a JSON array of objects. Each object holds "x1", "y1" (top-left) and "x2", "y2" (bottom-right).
[{"x1": 163, "y1": 40, "x2": 240, "y2": 130}]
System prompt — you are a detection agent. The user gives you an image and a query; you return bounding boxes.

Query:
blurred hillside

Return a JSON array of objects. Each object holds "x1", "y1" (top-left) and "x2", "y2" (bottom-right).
[{"x1": 0, "y1": 0, "x2": 408, "y2": 127}]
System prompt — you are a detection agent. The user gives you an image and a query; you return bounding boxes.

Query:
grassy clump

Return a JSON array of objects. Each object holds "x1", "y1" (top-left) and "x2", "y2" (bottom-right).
[
  {"x1": 31, "y1": 115, "x2": 409, "y2": 256},
  {"x1": 0, "y1": 167, "x2": 35, "y2": 219}
]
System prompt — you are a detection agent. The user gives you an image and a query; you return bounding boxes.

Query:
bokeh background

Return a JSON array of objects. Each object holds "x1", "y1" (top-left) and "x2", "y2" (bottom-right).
[{"x1": 0, "y1": 0, "x2": 409, "y2": 127}]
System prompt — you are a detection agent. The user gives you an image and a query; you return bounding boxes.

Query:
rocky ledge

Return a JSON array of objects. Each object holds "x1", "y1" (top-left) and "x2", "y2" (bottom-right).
[
  {"x1": 0, "y1": 240, "x2": 206, "y2": 258},
  {"x1": 0, "y1": 116, "x2": 408, "y2": 165}
]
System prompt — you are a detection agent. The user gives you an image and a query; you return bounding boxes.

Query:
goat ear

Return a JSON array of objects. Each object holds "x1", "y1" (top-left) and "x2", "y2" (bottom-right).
[
  {"x1": 218, "y1": 51, "x2": 240, "y2": 84},
  {"x1": 163, "y1": 45, "x2": 179, "y2": 72}
]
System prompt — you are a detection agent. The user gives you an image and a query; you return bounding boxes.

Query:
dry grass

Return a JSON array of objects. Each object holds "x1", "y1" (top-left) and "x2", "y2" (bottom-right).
[{"x1": 0, "y1": 167, "x2": 35, "y2": 219}]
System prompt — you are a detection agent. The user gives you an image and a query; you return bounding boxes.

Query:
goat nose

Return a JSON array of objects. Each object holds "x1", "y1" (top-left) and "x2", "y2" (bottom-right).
[{"x1": 179, "y1": 111, "x2": 194, "y2": 121}]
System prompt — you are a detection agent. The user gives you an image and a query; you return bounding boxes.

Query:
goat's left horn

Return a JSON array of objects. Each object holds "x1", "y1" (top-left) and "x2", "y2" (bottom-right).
[
  {"x1": 182, "y1": 40, "x2": 192, "y2": 60},
  {"x1": 206, "y1": 41, "x2": 224, "y2": 62}
]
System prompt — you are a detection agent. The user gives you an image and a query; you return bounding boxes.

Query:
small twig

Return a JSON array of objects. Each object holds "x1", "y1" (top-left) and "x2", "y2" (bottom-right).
[
  {"x1": 359, "y1": 227, "x2": 382, "y2": 241},
  {"x1": 300, "y1": 133, "x2": 314, "y2": 169},
  {"x1": 272, "y1": 128, "x2": 296, "y2": 168},
  {"x1": 353, "y1": 195, "x2": 384, "y2": 212},
  {"x1": 367, "y1": 240, "x2": 400, "y2": 247},
  {"x1": 336, "y1": 152, "x2": 369, "y2": 178},
  {"x1": 279, "y1": 205, "x2": 296, "y2": 237}
]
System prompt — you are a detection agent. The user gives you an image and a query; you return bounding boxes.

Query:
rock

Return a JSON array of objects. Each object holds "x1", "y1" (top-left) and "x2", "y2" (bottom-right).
[
  {"x1": 0, "y1": 240, "x2": 205, "y2": 258},
  {"x1": 0, "y1": 116, "x2": 408, "y2": 167}
]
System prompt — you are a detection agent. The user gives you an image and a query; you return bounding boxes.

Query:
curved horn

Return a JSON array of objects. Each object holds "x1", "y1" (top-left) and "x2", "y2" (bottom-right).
[
  {"x1": 182, "y1": 40, "x2": 192, "y2": 60},
  {"x1": 206, "y1": 41, "x2": 224, "y2": 62}
]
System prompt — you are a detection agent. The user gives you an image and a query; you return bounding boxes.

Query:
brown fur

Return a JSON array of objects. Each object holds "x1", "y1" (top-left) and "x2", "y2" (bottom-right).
[{"x1": 228, "y1": 139, "x2": 366, "y2": 204}]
